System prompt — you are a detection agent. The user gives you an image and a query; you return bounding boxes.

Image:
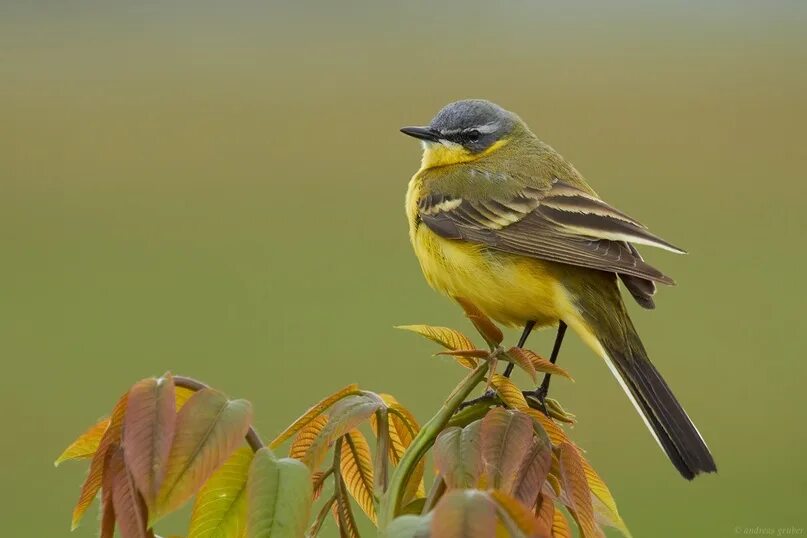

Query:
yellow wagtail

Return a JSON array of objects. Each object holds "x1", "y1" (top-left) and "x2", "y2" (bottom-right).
[{"x1": 401, "y1": 99, "x2": 716, "y2": 479}]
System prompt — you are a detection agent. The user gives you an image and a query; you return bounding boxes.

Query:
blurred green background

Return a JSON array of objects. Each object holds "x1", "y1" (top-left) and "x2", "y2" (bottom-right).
[{"x1": 2, "y1": 1, "x2": 806, "y2": 536}]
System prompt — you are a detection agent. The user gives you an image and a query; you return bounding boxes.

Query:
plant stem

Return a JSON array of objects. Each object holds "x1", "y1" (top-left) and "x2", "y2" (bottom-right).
[{"x1": 377, "y1": 361, "x2": 488, "y2": 533}]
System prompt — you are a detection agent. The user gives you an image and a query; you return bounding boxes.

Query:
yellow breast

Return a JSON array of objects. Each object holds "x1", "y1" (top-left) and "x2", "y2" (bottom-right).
[{"x1": 406, "y1": 174, "x2": 567, "y2": 328}]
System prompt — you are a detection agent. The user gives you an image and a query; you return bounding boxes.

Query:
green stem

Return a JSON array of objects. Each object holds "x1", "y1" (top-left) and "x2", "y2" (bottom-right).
[{"x1": 377, "y1": 361, "x2": 488, "y2": 533}]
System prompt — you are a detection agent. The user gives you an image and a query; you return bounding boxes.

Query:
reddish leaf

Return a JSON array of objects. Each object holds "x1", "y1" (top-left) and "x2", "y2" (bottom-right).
[
  {"x1": 55, "y1": 418, "x2": 110, "y2": 466},
  {"x1": 558, "y1": 443, "x2": 602, "y2": 538},
  {"x1": 455, "y1": 297, "x2": 503, "y2": 347},
  {"x1": 153, "y1": 388, "x2": 253, "y2": 523},
  {"x1": 480, "y1": 408, "x2": 534, "y2": 491},
  {"x1": 436, "y1": 349, "x2": 490, "y2": 359},
  {"x1": 72, "y1": 392, "x2": 128, "y2": 530},
  {"x1": 524, "y1": 408, "x2": 569, "y2": 447},
  {"x1": 123, "y1": 374, "x2": 176, "y2": 509},
  {"x1": 516, "y1": 348, "x2": 573, "y2": 380},
  {"x1": 431, "y1": 489, "x2": 497, "y2": 538},
  {"x1": 100, "y1": 450, "x2": 117, "y2": 538},
  {"x1": 108, "y1": 446, "x2": 154, "y2": 538},
  {"x1": 433, "y1": 421, "x2": 483, "y2": 489},
  {"x1": 511, "y1": 436, "x2": 553, "y2": 507},
  {"x1": 535, "y1": 493, "x2": 555, "y2": 537}
]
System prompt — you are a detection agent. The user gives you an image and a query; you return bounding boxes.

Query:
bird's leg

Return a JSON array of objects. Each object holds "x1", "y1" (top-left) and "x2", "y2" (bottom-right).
[
  {"x1": 458, "y1": 321, "x2": 536, "y2": 412},
  {"x1": 525, "y1": 321, "x2": 568, "y2": 415},
  {"x1": 503, "y1": 320, "x2": 536, "y2": 378}
]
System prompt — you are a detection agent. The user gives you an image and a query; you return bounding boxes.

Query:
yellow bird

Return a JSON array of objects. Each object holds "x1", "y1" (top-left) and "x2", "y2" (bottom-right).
[{"x1": 401, "y1": 99, "x2": 716, "y2": 479}]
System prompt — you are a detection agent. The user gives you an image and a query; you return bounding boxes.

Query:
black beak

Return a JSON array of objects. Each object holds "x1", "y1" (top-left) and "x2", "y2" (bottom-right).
[{"x1": 400, "y1": 126, "x2": 441, "y2": 142}]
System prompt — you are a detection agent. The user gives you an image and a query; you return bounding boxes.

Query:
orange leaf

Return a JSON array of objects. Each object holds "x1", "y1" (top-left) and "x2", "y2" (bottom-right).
[
  {"x1": 123, "y1": 374, "x2": 176, "y2": 510},
  {"x1": 396, "y1": 324, "x2": 478, "y2": 368},
  {"x1": 490, "y1": 374, "x2": 529, "y2": 410},
  {"x1": 535, "y1": 493, "x2": 555, "y2": 537},
  {"x1": 108, "y1": 446, "x2": 154, "y2": 538},
  {"x1": 552, "y1": 508, "x2": 572, "y2": 538},
  {"x1": 480, "y1": 409, "x2": 534, "y2": 491},
  {"x1": 269, "y1": 384, "x2": 359, "y2": 448},
  {"x1": 72, "y1": 392, "x2": 128, "y2": 530},
  {"x1": 374, "y1": 394, "x2": 425, "y2": 501},
  {"x1": 455, "y1": 297, "x2": 503, "y2": 347},
  {"x1": 153, "y1": 389, "x2": 253, "y2": 523},
  {"x1": 504, "y1": 348, "x2": 538, "y2": 383},
  {"x1": 524, "y1": 408, "x2": 569, "y2": 447},
  {"x1": 517, "y1": 348, "x2": 573, "y2": 380},
  {"x1": 431, "y1": 489, "x2": 498, "y2": 538},
  {"x1": 55, "y1": 418, "x2": 110, "y2": 466},
  {"x1": 100, "y1": 450, "x2": 117, "y2": 538},
  {"x1": 558, "y1": 443, "x2": 603, "y2": 538},
  {"x1": 289, "y1": 414, "x2": 329, "y2": 463},
  {"x1": 175, "y1": 386, "x2": 195, "y2": 410},
  {"x1": 581, "y1": 457, "x2": 631, "y2": 536},
  {"x1": 490, "y1": 490, "x2": 543, "y2": 538},
  {"x1": 437, "y1": 349, "x2": 490, "y2": 359},
  {"x1": 340, "y1": 429, "x2": 376, "y2": 522}
]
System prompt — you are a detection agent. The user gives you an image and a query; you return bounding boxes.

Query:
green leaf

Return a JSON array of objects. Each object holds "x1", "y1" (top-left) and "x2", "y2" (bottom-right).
[
  {"x1": 188, "y1": 447, "x2": 254, "y2": 538},
  {"x1": 123, "y1": 374, "x2": 176, "y2": 510},
  {"x1": 480, "y1": 408, "x2": 534, "y2": 491},
  {"x1": 153, "y1": 389, "x2": 253, "y2": 523},
  {"x1": 304, "y1": 393, "x2": 384, "y2": 470},
  {"x1": 246, "y1": 448, "x2": 312, "y2": 538},
  {"x1": 386, "y1": 514, "x2": 432, "y2": 538},
  {"x1": 432, "y1": 421, "x2": 483, "y2": 489}
]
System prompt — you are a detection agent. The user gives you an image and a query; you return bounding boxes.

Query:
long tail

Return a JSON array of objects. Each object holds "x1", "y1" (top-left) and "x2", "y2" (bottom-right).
[{"x1": 572, "y1": 287, "x2": 717, "y2": 479}]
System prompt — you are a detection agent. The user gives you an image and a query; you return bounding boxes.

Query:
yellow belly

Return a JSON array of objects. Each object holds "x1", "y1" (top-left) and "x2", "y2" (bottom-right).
[{"x1": 411, "y1": 224, "x2": 568, "y2": 328}]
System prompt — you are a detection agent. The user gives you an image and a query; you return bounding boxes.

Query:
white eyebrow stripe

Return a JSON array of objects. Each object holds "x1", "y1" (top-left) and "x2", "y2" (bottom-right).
[{"x1": 437, "y1": 122, "x2": 500, "y2": 136}]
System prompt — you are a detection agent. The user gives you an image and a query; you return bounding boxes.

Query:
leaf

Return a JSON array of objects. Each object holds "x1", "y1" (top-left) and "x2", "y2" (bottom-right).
[
  {"x1": 490, "y1": 490, "x2": 543, "y2": 538},
  {"x1": 153, "y1": 389, "x2": 253, "y2": 522},
  {"x1": 304, "y1": 393, "x2": 384, "y2": 470},
  {"x1": 72, "y1": 392, "x2": 128, "y2": 530},
  {"x1": 311, "y1": 470, "x2": 330, "y2": 501},
  {"x1": 516, "y1": 348, "x2": 573, "y2": 380},
  {"x1": 396, "y1": 324, "x2": 477, "y2": 368},
  {"x1": 581, "y1": 457, "x2": 631, "y2": 537},
  {"x1": 436, "y1": 349, "x2": 490, "y2": 359},
  {"x1": 431, "y1": 489, "x2": 497, "y2": 538},
  {"x1": 543, "y1": 398, "x2": 576, "y2": 425},
  {"x1": 489, "y1": 374, "x2": 528, "y2": 410},
  {"x1": 246, "y1": 447, "x2": 312, "y2": 538},
  {"x1": 480, "y1": 408, "x2": 534, "y2": 491},
  {"x1": 108, "y1": 446, "x2": 154, "y2": 538},
  {"x1": 176, "y1": 386, "x2": 196, "y2": 410},
  {"x1": 100, "y1": 450, "x2": 117, "y2": 538},
  {"x1": 455, "y1": 297, "x2": 503, "y2": 347},
  {"x1": 510, "y1": 436, "x2": 553, "y2": 507},
  {"x1": 377, "y1": 395, "x2": 426, "y2": 501},
  {"x1": 123, "y1": 374, "x2": 177, "y2": 509},
  {"x1": 269, "y1": 384, "x2": 359, "y2": 448},
  {"x1": 524, "y1": 408, "x2": 569, "y2": 447},
  {"x1": 289, "y1": 414, "x2": 328, "y2": 463},
  {"x1": 503, "y1": 348, "x2": 538, "y2": 383},
  {"x1": 535, "y1": 493, "x2": 555, "y2": 537},
  {"x1": 55, "y1": 417, "x2": 110, "y2": 466},
  {"x1": 552, "y1": 509, "x2": 572, "y2": 538},
  {"x1": 558, "y1": 443, "x2": 602, "y2": 538},
  {"x1": 188, "y1": 446, "x2": 253, "y2": 538},
  {"x1": 387, "y1": 514, "x2": 433, "y2": 538},
  {"x1": 433, "y1": 422, "x2": 484, "y2": 489},
  {"x1": 333, "y1": 453, "x2": 361, "y2": 538},
  {"x1": 340, "y1": 429, "x2": 376, "y2": 522}
]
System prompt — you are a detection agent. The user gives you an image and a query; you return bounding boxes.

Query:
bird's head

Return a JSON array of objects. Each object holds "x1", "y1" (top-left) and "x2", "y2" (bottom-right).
[{"x1": 401, "y1": 99, "x2": 524, "y2": 169}]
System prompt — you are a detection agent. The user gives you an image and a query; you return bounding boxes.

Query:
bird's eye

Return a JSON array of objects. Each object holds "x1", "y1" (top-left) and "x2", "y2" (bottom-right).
[{"x1": 466, "y1": 129, "x2": 481, "y2": 143}]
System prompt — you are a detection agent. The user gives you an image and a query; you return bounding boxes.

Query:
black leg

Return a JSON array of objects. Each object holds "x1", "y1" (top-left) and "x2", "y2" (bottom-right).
[
  {"x1": 527, "y1": 321, "x2": 567, "y2": 413},
  {"x1": 503, "y1": 320, "x2": 536, "y2": 378}
]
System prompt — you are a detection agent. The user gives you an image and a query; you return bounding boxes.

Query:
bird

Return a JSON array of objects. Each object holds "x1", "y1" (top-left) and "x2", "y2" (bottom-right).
[{"x1": 401, "y1": 99, "x2": 716, "y2": 480}]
